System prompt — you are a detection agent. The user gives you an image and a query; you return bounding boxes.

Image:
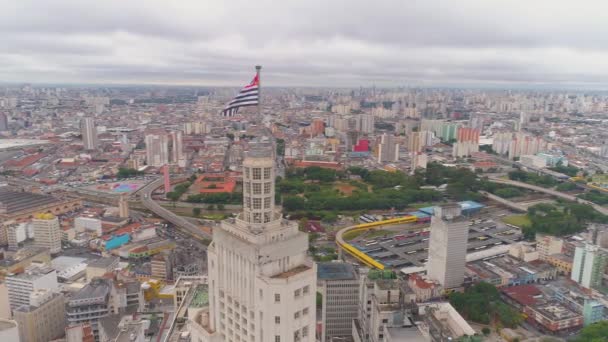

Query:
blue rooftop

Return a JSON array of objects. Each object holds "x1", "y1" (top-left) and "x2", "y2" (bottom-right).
[{"x1": 317, "y1": 262, "x2": 357, "y2": 281}]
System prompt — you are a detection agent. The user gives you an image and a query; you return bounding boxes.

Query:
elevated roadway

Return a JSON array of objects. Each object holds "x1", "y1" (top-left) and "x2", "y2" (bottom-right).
[
  {"x1": 488, "y1": 177, "x2": 608, "y2": 216},
  {"x1": 139, "y1": 178, "x2": 212, "y2": 246}
]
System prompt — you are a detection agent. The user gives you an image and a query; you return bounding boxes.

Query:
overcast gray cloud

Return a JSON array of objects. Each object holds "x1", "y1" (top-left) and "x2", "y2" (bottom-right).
[{"x1": 1, "y1": 0, "x2": 608, "y2": 87}]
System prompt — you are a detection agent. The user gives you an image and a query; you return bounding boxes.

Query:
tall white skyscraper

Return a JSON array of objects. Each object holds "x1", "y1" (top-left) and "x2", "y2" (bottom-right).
[
  {"x1": 377, "y1": 133, "x2": 399, "y2": 163},
  {"x1": 206, "y1": 148, "x2": 317, "y2": 342},
  {"x1": 32, "y1": 214, "x2": 62, "y2": 254},
  {"x1": 571, "y1": 243, "x2": 608, "y2": 290},
  {"x1": 427, "y1": 204, "x2": 469, "y2": 289},
  {"x1": 170, "y1": 130, "x2": 185, "y2": 167},
  {"x1": 80, "y1": 117, "x2": 98, "y2": 150},
  {"x1": 145, "y1": 134, "x2": 170, "y2": 167}
]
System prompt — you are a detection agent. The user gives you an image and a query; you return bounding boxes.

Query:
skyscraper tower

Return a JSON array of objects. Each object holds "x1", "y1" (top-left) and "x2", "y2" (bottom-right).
[
  {"x1": 207, "y1": 148, "x2": 316, "y2": 342},
  {"x1": 80, "y1": 117, "x2": 98, "y2": 151},
  {"x1": 170, "y1": 130, "x2": 184, "y2": 167},
  {"x1": 118, "y1": 194, "x2": 129, "y2": 218},
  {"x1": 145, "y1": 134, "x2": 170, "y2": 167},
  {"x1": 426, "y1": 204, "x2": 469, "y2": 289},
  {"x1": 0, "y1": 113, "x2": 8, "y2": 131}
]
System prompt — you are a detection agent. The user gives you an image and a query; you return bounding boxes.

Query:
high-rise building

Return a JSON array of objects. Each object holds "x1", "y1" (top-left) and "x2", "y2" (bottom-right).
[
  {"x1": 6, "y1": 266, "x2": 58, "y2": 311},
  {"x1": 377, "y1": 133, "x2": 399, "y2": 163},
  {"x1": 145, "y1": 134, "x2": 170, "y2": 167},
  {"x1": 427, "y1": 204, "x2": 469, "y2": 289},
  {"x1": 170, "y1": 130, "x2": 185, "y2": 167},
  {"x1": 452, "y1": 127, "x2": 480, "y2": 158},
  {"x1": 571, "y1": 243, "x2": 608, "y2": 290},
  {"x1": 32, "y1": 213, "x2": 62, "y2": 254},
  {"x1": 0, "y1": 113, "x2": 8, "y2": 131},
  {"x1": 13, "y1": 289, "x2": 65, "y2": 342},
  {"x1": 118, "y1": 194, "x2": 129, "y2": 218},
  {"x1": 356, "y1": 114, "x2": 375, "y2": 134},
  {"x1": 80, "y1": 117, "x2": 98, "y2": 151},
  {"x1": 207, "y1": 148, "x2": 317, "y2": 342},
  {"x1": 317, "y1": 262, "x2": 359, "y2": 342}
]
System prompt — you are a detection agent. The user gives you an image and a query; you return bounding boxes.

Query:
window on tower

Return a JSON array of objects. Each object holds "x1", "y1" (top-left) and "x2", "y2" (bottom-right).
[
  {"x1": 252, "y1": 168, "x2": 261, "y2": 180},
  {"x1": 264, "y1": 167, "x2": 271, "y2": 179}
]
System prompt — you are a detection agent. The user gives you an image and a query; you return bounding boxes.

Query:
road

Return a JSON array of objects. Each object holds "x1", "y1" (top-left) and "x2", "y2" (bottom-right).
[
  {"x1": 488, "y1": 177, "x2": 608, "y2": 216},
  {"x1": 139, "y1": 178, "x2": 212, "y2": 246}
]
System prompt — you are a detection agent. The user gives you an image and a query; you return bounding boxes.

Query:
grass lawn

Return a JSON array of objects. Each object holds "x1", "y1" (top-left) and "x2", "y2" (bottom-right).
[
  {"x1": 502, "y1": 214, "x2": 531, "y2": 228},
  {"x1": 343, "y1": 228, "x2": 392, "y2": 241},
  {"x1": 343, "y1": 229, "x2": 366, "y2": 241},
  {"x1": 409, "y1": 202, "x2": 436, "y2": 209}
]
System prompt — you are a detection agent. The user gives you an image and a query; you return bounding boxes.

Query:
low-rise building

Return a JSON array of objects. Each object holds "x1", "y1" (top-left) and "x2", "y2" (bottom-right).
[{"x1": 6, "y1": 265, "x2": 58, "y2": 311}]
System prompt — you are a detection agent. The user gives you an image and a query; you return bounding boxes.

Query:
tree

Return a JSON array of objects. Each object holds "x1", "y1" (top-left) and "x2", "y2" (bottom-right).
[
  {"x1": 192, "y1": 207, "x2": 201, "y2": 216},
  {"x1": 481, "y1": 327, "x2": 490, "y2": 336},
  {"x1": 575, "y1": 321, "x2": 608, "y2": 342},
  {"x1": 216, "y1": 204, "x2": 225, "y2": 210},
  {"x1": 166, "y1": 192, "x2": 181, "y2": 202},
  {"x1": 207, "y1": 204, "x2": 215, "y2": 210}
]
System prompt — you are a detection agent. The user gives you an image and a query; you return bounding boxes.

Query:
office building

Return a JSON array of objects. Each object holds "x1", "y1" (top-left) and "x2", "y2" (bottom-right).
[
  {"x1": 0, "y1": 319, "x2": 19, "y2": 342},
  {"x1": 13, "y1": 289, "x2": 65, "y2": 342},
  {"x1": 32, "y1": 213, "x2": 62, "y2": 254},
  {"x1": 571, "y1": 243, "x2": 608, "y2": 290},
  {"x1": 66, "y1": 278, "x2": 112, "y2": 340},
  {"x1": 207, "y1": 148, "x2": 317, "y2": 342},
  {"x1": 6, "y1": 266, "x2": 58, "y2": 310},
  {"x1": 145, "y1": 134, "x2": 170, "y2": 167},
  {"x1": 317, "y1": 262, "x2": 359, "y2": 342},
  {"x1": 426, "y1": 204, "x2": 469, "y2": 289},
  {"x1": 377, "y1": 133, "x2": 399, "y2": 163},
  {"x1": 80, "y1": 117, "x2": 98, "y2": 150}
]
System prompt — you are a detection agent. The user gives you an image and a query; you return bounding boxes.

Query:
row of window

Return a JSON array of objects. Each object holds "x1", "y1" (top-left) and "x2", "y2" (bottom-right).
[
  {"x1": 273, "y1": 326, "x2": 309, "y2": 342},
  {"x1": 244, "y1": 182, "x2": 272, "y2": 194},
  {"x1": 244, "y1": 197, "x2": 272, "y2": 209},
  {"x1": 244, "y1": 167, "x2": 272, "y2": 180}
]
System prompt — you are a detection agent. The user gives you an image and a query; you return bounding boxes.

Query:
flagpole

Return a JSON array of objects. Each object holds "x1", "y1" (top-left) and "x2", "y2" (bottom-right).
[{"x1": 255, "y1": 65, "x2": 262, "y2": 117}]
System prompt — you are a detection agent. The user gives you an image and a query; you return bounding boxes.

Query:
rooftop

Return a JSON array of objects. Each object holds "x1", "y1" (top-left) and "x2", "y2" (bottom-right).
[
  {"x1": 87, "y1": 256, "x2": 119, "y2": 269},
  {"x1": 0, "y1": 319, "x2": 17, "y2": 331},
  {"x1": 189, "y1": 285, "x2": 209, "y2": 308},
  {"x1": 0, "y1": 190, "x2": 60, "y2": 214},
  {"x1": 70, "y1": 278, "x2": 111, "y2": 303},
  {"x1": 271, "y1": 264, "x2": 311, "y2": 279},
  {"x1": 317, "y1": 262, "x2": 357, "y2": 281}
]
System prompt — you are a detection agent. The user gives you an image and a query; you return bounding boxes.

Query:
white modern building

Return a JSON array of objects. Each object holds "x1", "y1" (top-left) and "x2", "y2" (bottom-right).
[
  {"x1": 170, "y1": 130, "x2": 185, "y2": 167},
  {"x1": 80, "y1": 117, "x2": 98, "y2": 150},
  {"x1": 74, "y1": 217, "x2": 102, "y2": 235},
  {"x1": 571, "y1": 243, "x2": 608, "y2": 290},
  {"x1": 426, "y1": 204, "x2": 469, "y2": 289},
  {"x1": 145, "y1": 134, "x2": 170, "y2": 167},
  {"x1": 6, "y1": 266, "x2": 58, "y2": 310},
  {"x1": 205, "y1": 148, "x2": 317, "y2": 342},
  {"x1": 377, "y1": 133, "x2": 399, "y2": 163},
  {"x1": 32, "y1": 214, "x2": 62, "y2": 254}
]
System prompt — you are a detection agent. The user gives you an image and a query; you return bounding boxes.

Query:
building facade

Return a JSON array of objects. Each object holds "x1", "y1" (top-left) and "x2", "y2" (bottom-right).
[
  {"x1": 426, "y1": 204, "x2": 469, "y2": 289},
  {"x1": 317, "y1": 262, "x2": 359, "y2": 342},
  {"x1": 571, "y1": 243, "x2": 608, "y2": 290},
  {"x1": 6, "y1": 266, "x2": 58, "y2": 311},
  {"x1": 145, "y1": 134, "x2": 170, "y2": 167},
  {"x1": 32, "y1": 213, "x2": 62, "y2": 254},
  {"x1": 207, "y1": 148, "x2": 317, "y2": 342},
  {"x1": 13, "y1": 290, "x2": 65, "y2": 342}
]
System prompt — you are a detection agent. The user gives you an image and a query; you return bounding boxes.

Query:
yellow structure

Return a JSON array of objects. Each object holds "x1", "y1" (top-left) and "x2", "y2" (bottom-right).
[
  {"x1": 336, "y1": 215, "x2": 419, "y2": 270},
  {"x1": 34, "y1": 213, "x2": 55, "y2": 220}
]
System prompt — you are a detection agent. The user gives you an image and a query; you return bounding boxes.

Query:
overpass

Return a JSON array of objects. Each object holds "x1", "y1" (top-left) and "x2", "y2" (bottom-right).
[
  {"x1": 488, "y1": 177, "x2": 608, "y2": 216},
  {"x1": 479, "y1": 190, "x2": 527, "y2": 213},
  {"x1": 139, "y1": 178, "x2": 212, "y2": 246}
]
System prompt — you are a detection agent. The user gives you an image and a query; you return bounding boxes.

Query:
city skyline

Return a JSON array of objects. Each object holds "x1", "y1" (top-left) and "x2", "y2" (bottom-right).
[{"x1": 3, "y1": 1, "x2": 608, "y2": 88}]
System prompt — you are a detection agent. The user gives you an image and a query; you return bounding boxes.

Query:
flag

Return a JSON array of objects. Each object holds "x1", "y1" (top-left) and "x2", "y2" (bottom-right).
[{"x1": 221, "y1": 74, "x2": 259, "y2": 117}]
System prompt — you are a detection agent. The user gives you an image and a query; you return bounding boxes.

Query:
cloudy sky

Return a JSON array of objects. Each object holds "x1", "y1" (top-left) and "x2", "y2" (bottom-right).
[{"x1": 2, "y1": 0, "x2": 608, "y2": 88}]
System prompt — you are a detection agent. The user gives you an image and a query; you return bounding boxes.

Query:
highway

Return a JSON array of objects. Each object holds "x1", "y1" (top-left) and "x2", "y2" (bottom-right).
[
  {"x1": 139, "y1": 178, "x2": 213, "y2": 246},
  {"x1": 487, "y1": 177, "x2": 608, "y2": 216}
]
